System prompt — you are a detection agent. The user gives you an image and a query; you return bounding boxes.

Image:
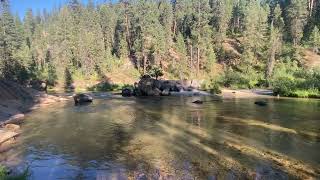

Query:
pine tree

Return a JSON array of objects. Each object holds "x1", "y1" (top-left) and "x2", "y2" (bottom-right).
[
  {"x1": 211, "y1": 0, "x2": 234, "y2": 43},
  {"x1": 191, "y1": 0, "x2": 212, "y2": 77},
  {"x1": 24, "y1": 9, "x2": 35, "y2": 49},
  {"x1": 310, "y1": 26, "x2": 320, "y2": 53},
  {"x1": 287, "y1": 0, "x2": 308, "y2": 46},
  {"x1": 242, "y1": 0, "x2": 269, "y2": 58},
  {"x1": 266, "y1": 4, "x2": 284, "y2": 83},
  {"x1": 0, "y1": 0, "x2": 21, "y2": 80},
  {"x1": 99, "y1": 4, "x2": 117, "y2": 53}
]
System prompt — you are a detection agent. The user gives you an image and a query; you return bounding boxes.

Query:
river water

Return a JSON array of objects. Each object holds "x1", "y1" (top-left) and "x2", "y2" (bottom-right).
[{"x1": 6, "y1": 96, "x2": 320, "y2": 179}]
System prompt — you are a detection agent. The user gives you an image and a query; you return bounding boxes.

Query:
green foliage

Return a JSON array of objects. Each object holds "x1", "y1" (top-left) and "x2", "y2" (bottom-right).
[
  {"x1": 87, "y1": 82, "x2": 133, "y2": 92},
  {"x1": 0, "y1": 165, "x2": 6, "y2": 179},
  {"x1": 310, "y1": 26, "x2": 320, "y2": 53},
  {"x1": 147, "y1": 66, "x2": 164, "y2": 80},
  {"x1": 271, "y1": 62, "x2": 320, "y2": 97},
  {"x1": 0, "y1": 165, "x2": 29, "y2": 180},
  {"x1": 201, "y1": 79, "x2": 222, "y2": 94},
  {"x1": 286, "y1": 0, "x2": 308, "y2": 46},
  {"x1": 222, "y1": 65, "x2": 265, "y2": 89}
]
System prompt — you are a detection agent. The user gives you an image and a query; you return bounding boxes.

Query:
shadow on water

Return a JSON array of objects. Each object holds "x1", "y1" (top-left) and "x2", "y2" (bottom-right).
[{"x1": 7, "y1": 96, "x2": 320, "y2": 179}]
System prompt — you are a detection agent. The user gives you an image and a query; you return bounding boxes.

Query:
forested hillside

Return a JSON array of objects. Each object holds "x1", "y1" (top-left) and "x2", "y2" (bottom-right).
[{"x1": 0, "y1": 0, "x2": 319, "y2": 97}]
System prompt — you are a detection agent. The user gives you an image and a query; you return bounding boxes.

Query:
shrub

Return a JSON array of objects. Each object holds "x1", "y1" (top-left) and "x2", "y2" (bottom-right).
[
  {"x1": 221, "y1": 68, "x2": 263, "y2": 89},
  {"x1": 271, "y1": 61, "x2": 320, "y2": 97},
  {"x1": 201, "y1": 79, "x2": 222, "y2": 94},
  {"x1": 87, "y1": 82, "x2": 133, "y2": 92},
  {"x1": 0, "y1": 165, "x2": 30, "y2": 180},
  {"x1": 147, "y1": 66, "x2": 164, "y2": 80}
]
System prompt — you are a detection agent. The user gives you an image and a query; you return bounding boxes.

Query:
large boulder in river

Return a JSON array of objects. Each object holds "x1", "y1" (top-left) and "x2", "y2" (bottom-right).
[
  {"x1": 73, "y1": 93, "x2": 93, "y2": 105},
  {"x1": 136, "y1": 75, "x2": 162, "y2": 96}
]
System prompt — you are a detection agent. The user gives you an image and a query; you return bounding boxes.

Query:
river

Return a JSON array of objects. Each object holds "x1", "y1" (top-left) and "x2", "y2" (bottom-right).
[{"x1": 4, "y1": 96, "x2": 320, "y2": 179}]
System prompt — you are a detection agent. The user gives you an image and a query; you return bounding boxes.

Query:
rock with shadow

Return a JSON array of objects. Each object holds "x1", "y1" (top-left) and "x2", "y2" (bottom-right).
[
  {"x1": 73, "y1": 93, "x2": 93, "y2": 106},
  {"x1": 122, "y1": 88, "x2": 133, "y2": 97},
  {"x1": 254, "y1": 101, "x2": 267, "y2": 106},
  {"x1": 192, "y1": 100, "x2": 204, "y2": 104}
]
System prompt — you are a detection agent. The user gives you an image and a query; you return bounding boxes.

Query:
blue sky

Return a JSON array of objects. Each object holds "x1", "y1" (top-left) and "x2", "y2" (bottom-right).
[{"x1": 10, "y1": 0, "x2": 106, "y2": 18}]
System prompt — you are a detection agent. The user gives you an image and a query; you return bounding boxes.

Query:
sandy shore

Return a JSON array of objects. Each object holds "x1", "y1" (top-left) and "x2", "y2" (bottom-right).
[{"x1": 220, "y1": 89, "x2": 275, "y2": 99}]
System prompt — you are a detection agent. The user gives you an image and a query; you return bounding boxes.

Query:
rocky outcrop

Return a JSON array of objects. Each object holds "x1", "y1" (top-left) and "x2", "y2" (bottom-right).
[
  {"x1": 131, "y1": 76, "x2": 204, "y2": 96},
  {"x1": 134, "y1": 75, "x2": 161, "y2": 96},
  {"x1": 73, "y1": 93, "x2": 93, "y2": 105}
]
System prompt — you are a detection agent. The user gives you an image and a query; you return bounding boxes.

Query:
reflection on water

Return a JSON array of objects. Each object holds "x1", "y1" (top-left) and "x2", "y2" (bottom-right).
[{"x1": 5, "y1": 96, "x2": 320, "y2": 179}]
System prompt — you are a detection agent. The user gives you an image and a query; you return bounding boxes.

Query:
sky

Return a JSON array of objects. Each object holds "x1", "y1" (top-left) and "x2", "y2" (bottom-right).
[{"x1": 10, "y1": 0, "x2": 106, "y2": 19}]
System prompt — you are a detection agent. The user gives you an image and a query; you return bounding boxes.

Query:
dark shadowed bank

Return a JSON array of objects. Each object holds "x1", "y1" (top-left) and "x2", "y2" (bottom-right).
[{"x1": 0, "y1": 80, "x2": 67, "y2": 178}]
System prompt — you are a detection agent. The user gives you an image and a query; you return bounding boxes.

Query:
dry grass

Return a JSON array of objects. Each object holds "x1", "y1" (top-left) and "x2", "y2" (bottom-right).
[{"x1": 303, "y1": 50, "x2": 320, "y2": 68}]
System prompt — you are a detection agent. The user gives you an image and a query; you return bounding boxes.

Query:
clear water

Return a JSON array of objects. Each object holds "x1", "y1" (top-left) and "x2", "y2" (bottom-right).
[{"x1": 7, "y1": 96, "x2": 320, "y2": 179}]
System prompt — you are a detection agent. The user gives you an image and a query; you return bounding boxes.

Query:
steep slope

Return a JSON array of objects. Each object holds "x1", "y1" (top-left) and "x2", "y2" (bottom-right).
[{"x1": 303, "y1": 50, "x2": 320, "y2": 68}]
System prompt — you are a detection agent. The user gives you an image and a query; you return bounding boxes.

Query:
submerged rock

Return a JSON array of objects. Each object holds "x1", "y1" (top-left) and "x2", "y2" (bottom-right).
[
  {"x1": 192, "y1": 100, "x2": 203, "y2": 104},
  {"x1": 254, "y1": 101, "x2": 267, "y2": 106},
  {"x1": 73, "y1": 93, "x2": 93, "y2": 105}
]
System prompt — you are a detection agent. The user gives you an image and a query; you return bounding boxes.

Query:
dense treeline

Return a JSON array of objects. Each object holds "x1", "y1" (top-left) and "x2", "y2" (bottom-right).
[{"x1": 0, "y1": 0, "x2": 319, "y2": 96}]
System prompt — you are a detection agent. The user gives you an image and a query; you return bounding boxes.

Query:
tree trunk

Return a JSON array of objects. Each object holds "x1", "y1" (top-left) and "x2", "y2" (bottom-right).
[
  {"x1": 125, "y1": 12, "x2": 131, "y2": 51},
  {"x1": 190, "y1": 44, "x2": 193, "y2": 73},
  {"x1": 143, "y1": 53, "x2": 147, "y2": 75},
  {"x1": 197, "y1": 47, "x2": 200, "y2": 77},
  {"x1": 197, "y1": 1, "x2": 201, "y2": 77},
  {"x1": 266, "y1": 48, "x2": 276, "y2": 81},
  {"x1": 173, "y1": 20, "x2": 177, "y2": 37},
  {"x1": 309, "y1": 0, "x2": 315, "y2": 16}
]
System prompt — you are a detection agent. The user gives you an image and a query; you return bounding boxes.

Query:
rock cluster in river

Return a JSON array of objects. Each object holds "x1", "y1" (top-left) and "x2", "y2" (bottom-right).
[{"x1": 122, "y1": 75, "x2": 203, "y2": 97}]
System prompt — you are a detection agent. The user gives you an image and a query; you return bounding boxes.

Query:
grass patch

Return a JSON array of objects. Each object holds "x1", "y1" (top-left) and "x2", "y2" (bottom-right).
[
  {"x1": 289, "y1": 89, "x2": 320, "y2": 98},
  {"x1": 0, "y1": 165, "x2": 30, "y2": 180},
  {"x1": 87, "y1": 82, "x2": 133, "y2": 92}
]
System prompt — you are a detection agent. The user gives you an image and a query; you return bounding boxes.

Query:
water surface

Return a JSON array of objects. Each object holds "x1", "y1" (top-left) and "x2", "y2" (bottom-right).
[{"x1": 7, "y1": 96, "x2": 320, "y2": 179}]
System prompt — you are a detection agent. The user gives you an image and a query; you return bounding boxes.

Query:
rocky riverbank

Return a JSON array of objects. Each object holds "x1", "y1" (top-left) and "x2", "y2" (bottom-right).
[{"x1": 0, "y1": 80, "x2": 67, "y2": 161}]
